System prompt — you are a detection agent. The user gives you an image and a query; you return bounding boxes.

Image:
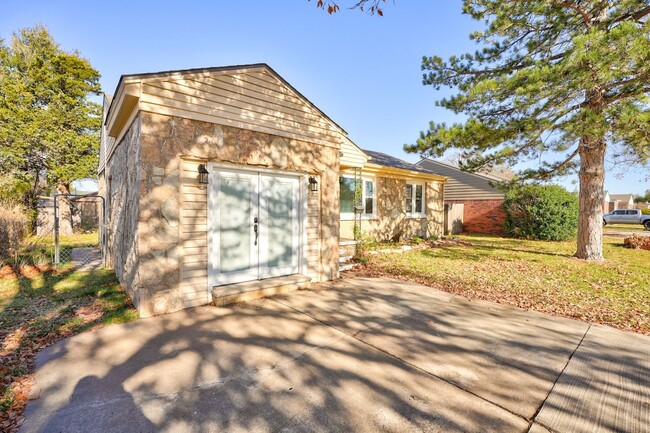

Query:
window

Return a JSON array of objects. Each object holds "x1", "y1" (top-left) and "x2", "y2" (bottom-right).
[
  {"x1": 339, "y1": 176, "x2": 375, "y2": 219},
  {"x1": 614, "y1": 210, "x2": 626, "y2": 215},
  {"x1": 405, "y1": 182, "x2": 425, "y2": 217},
  {"x1": 364, "y1": 180, "x2": 374, "y2": 215},
  {"x1": 626, "y1": 210, "x2": 638, "y2": 215},
  {"x1": 340, "y1": 177, "x2": 355, "y2": 214}
]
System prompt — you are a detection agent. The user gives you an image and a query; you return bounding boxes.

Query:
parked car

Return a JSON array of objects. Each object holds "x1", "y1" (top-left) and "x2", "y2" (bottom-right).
[{"x1": 603, "y1": 209, "x2": 650, "y2": 229}]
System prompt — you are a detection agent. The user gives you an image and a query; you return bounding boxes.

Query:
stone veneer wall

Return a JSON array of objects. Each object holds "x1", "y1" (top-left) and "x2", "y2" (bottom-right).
[
  {"x1": 131, "y1": 112, "x2": 340, "y2": 317},
  {"x1": 446, "y1": 199, "x2": 506, "y2": 235},
  {"x1": 103, "y1": 117, "x2": 142, "y2": 306},
  {"x1": 340, "y1": 177, "x2": 444, "y2": 241}
]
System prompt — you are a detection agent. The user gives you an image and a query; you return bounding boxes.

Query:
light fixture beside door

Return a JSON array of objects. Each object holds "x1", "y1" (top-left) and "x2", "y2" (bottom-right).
[
  {"x1": 308, "y1": 176, "x2": 318, "y2": 193},
  {"x1": 198, "y1": 164, "x2": 209, "y2": 185}
]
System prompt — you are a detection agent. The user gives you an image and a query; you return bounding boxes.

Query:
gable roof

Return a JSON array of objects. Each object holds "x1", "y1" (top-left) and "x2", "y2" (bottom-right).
[
  {"x1": 419, "y1": 158, "x2": 510, "y2": 183},
  {"x1": 105, "y1": 63, "x2": 346, "y2": 134},
  {"x1": 363, "y1": 150, "x2": 439, "y2": 175},
  {"x1": 103, "y1": 63, "x2": 351, "y2": 163}
]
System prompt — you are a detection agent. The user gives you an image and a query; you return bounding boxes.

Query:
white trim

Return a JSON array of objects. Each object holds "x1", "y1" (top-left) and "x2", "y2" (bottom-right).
[
  {"x1": 339, "y1": 175, "x2": 377, "y2": 220},
  {"x1": 405, "y1": 181, "x2": 427, "y2": 219},
  {"x1": 207, "y1": 162, "x2": 307, "y2": 295}
]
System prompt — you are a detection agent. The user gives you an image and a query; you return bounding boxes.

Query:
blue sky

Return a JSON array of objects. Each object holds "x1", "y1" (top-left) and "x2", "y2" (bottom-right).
[{"x1": 2, "y1": 0, "x2": 648, "y2": 194}]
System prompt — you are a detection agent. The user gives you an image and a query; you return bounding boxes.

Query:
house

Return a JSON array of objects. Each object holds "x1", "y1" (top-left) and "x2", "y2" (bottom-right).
[
  {"x1": 339, "y1": 148, "x2": 445, "y2": 242},
  {"x1": 608, "y1": 193, "x2": 635, "y2": 211},
  {"x1": 416, "y1": 158, "x2": 508, "y2": 234},
  {"x1": 602, "y1": 191, "x2": 611, "y2": 214},
  {"x1": 99, "y1": 64, "x2": 446, "y2": 317}
]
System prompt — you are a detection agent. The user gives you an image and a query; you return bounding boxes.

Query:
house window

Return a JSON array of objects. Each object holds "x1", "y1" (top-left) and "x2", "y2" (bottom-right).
[
  {"x1": 340, "y1": 176, "x2": 376, "y2": 219},
  {"x1": 364, "y1": 180, "x2": 374, "y2": 215},
  {"x1": 405, "y1": 182, "x2": 425, "y2": 217},
  {"x1": 340, "y1": 177, "x2": 356, "y2": 214}
]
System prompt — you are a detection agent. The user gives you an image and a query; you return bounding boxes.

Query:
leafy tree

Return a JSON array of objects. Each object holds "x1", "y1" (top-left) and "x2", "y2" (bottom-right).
[
  {"x1": 0, "y1": 25, "x2": 102, "y2": 232},
  {"x1": 503, "y1": 185, "x2": 579, "y2": 241},
  {"x1": 634, "y1": 189, "x2": 650, "y2": 203},
  {"x1": 405, "y1": 1, "x2": 650, "y2": 261}
]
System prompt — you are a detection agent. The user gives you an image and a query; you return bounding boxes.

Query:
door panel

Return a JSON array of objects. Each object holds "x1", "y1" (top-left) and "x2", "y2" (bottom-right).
[
  {"x1": 210, "y1": 170, "x2": 259, "y2": 285},
  {"x1": 209, "y1": 167, "x2": 303, "y2": 288},
  {"x1": 259, "y1": 175, "x2": 300, "y2": 278}
]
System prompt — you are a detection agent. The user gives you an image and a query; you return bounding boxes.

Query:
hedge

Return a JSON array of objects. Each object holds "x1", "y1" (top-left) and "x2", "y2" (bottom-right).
[{"x1": 502, "y1": 184, "x2": 579, "y2": 241}]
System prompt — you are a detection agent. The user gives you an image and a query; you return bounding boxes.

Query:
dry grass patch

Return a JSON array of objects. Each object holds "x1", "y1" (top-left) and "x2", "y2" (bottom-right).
[
  {"x1": 0, "y1": 268, "x2": 137, "y2": 432},
  {"x1": 360, "y1": 235, "x2": 649, "y2": 335}
]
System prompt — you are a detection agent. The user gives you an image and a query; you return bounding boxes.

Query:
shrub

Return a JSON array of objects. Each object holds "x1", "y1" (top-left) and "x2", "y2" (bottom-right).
[
  {"x1": 641, "y1": 208, "x2": 650, "y2": 215},
  {"x1": 0, "y1": 203, "x2": 29, "y2": 260},
  {"x1": 502, "y1": 184, "x2": 578, "y2": 241}
]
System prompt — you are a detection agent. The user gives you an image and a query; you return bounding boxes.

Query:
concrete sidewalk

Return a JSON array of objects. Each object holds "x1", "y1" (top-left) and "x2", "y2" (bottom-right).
[{"x1": 19, "y1": 277, "x2": 649, "y2": 433}]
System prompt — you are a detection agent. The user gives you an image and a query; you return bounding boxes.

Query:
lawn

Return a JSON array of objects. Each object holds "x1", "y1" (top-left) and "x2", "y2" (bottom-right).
[
  {"x1": 603, "y1": 223, "x2": 648, "y2": 233},
  {"x1": 0, "y1": 243, "x2": 137, "y2": 431},
  {"x1": 360, "y1": 235, "x2": 650, "y2": 335}
]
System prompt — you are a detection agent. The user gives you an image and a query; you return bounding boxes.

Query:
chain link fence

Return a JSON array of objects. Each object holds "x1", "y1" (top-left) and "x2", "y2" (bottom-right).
[{"x1": 6, "y1": 194, "x2": 106, "y2": 271}]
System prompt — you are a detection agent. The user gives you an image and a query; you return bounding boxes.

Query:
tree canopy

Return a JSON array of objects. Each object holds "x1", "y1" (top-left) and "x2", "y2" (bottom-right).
[
  {"x1": 405, "y1": 0, "x2": 650, "y2": 260},
  {"x1": 0, "y1": 25, "x2": 101, "y2": 225}
]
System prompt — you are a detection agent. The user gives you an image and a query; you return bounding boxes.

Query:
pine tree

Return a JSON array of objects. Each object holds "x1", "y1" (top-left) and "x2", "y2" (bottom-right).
[{"x1": 406, "y1": 1, "x2": 650, "y2": 260}]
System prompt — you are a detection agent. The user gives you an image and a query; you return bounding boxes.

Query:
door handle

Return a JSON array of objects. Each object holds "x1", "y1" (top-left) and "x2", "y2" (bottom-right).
[{"x1": 253, "y1": 217, "x2": 259, "y2": 245}]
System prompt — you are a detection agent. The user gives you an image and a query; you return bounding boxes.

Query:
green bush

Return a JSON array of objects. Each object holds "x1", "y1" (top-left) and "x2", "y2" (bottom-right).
[
  {"x1": 502, "y1": 184, "x2": 578, "y2": 241},
  {"x1": 641, "y1": 208, "x2": 650, "y2": 215}
]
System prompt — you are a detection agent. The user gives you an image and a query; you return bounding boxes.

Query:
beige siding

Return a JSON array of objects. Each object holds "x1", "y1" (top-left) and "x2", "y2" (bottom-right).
[
  {"x1": 139, "y1": 69, "x2": 343, "y2": 149},
  {"x1": 180, "y1": 159, "x2": 209, "y2": 308},
  {"x1": 98, "y1": 94, "x2": 114, "y2": 173},
  {"x1": 306, "y1": 185, "x2": 321, "y2": 281},
  {"x1": 417, "y1": 159, "x2": 505, "y2": 201},
  {"x1": 340, "y1": 137, "x2": 367, "y2": 168}
]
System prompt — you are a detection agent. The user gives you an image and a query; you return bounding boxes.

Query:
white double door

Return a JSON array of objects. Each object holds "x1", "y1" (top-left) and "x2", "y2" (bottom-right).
[{"x1": 209, "y1": 167, "x2": 303, "y2": 286}]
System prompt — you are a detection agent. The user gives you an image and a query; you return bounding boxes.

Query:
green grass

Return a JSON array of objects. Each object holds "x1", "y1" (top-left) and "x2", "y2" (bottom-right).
[
  {"x1": 604, "y1": 223, "x2": 648, "y2": 233},
  {"x1": 0, "y1": 264, "x2": 137, "y2": 421},
  {"x1": 364, "y1": 235, "x2": 649, "y2": 334},
  {"x1": 3, "y1": 231, "x2": 101, "y2": 269}
]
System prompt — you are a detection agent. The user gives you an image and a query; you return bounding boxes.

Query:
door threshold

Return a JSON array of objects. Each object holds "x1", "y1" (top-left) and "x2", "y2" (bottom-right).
[{"x1": 212, "y1": 274, "x2": 311, "y2": 307}]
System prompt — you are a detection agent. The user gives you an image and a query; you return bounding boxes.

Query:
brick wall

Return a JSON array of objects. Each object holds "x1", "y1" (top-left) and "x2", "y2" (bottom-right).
[{"x1": 446, "y1": 199, "x2": 505, "y2": 235}]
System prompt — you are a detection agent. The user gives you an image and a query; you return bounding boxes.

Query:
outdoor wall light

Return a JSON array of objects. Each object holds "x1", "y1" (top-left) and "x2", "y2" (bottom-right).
[
  {"x1": 198, "y1": 164, "x2": 209, "y2": 185},
  {"x1": 308, "y1": 176, "x2": 318, "y2": 192}
]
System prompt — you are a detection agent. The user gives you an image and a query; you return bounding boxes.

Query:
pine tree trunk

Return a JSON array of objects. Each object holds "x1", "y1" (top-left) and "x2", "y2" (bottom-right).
[{"x1": 575, "y1": 137, "x2": 606, "y2": 260}]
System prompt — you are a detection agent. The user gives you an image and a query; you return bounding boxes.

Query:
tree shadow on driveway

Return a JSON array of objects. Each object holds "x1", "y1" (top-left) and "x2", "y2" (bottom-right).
[{"x1": 18, "y1": 277, "x2": 650, "y2": 433}]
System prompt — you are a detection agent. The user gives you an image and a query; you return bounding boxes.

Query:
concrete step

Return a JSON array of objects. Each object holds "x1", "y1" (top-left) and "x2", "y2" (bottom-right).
[
  {"x1": 339, "y1": 263, "x2": 358, "y2": 272},
  {"x1": 339, "y1": 255, "x2": 353, "y2": 263},
  {"x1": 212, "y1": 274, "x2": 311, "y2": 307},
  {"x1": 339, "y1": 240, "x2": 359, "y2": 247}
]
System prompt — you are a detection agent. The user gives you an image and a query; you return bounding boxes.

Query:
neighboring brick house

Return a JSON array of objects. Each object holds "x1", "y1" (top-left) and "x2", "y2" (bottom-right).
[
  {"x1": 608, "y1": 193, "x2": 635, "y2": 210},
  {"x1": 416, "y1": 158, "x2": 508, "y2": 235},
  {"x1": 99, "y1": 64, "x2": 446, "y2": 317}
]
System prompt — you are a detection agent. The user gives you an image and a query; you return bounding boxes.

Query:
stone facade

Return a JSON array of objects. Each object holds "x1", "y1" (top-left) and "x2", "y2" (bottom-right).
[
  {"x1": 100, "y1": 118, "x2": 142, "y2": 306},
  {"x1": 447, "y1": 199, "x2": 506, "y2": 235},
  {"x1": 340, "y1": 177, "x2": 444, "y2": 241},
  {"x1": 103, "y1": 112, "x2": 340, "y2": 317}
]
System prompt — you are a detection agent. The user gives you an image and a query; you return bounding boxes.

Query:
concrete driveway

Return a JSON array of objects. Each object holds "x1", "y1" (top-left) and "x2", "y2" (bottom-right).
[{"x1": 20, "y1": 277, "x2": 649, "y2": 433}]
